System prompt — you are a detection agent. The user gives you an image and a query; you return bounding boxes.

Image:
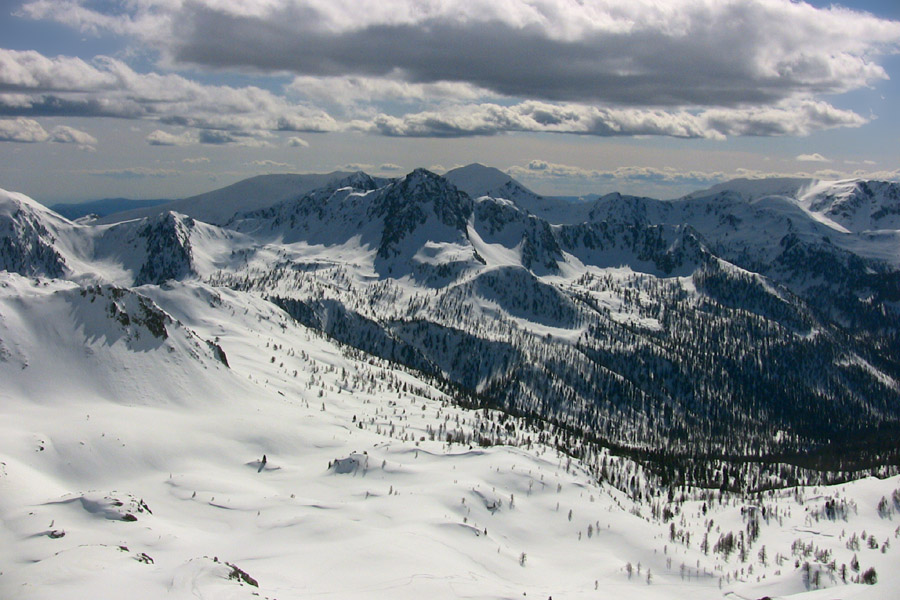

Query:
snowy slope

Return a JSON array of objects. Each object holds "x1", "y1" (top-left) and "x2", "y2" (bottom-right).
[
  {"x1": 798, "y1": 179, "x2": 900, "y2": 233},
  {"x1": 2, "y1": 273, "x2": 899, "y2": 599},
  {"x1": 6, "y1": 174, "x2": 900, "y2": 456},
  {"x1": 0, "y1": 188, "x2": 78, "y2": 278},
  {"x1": 2, "y1": 165, "x2": 900, "y2": 600},
  {"x1": 92, "y1": 211, "x2": 253, "y2": 286}
]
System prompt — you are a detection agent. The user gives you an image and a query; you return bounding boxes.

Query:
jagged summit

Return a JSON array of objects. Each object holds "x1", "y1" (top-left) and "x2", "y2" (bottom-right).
[
  {"x1": 367, "y1": 169, "x2": 474, "y2": 273},
  {"x1": 133, "y1": 211, "x2": 197, "y2": 285},
  {"x1": 333, "y1": 170, "x2": 388, "y2": 192},
  {"x1": 0, "y1": 187, "x2": 73, "y2": 278},
  {"x1": 374, "y1": 168, "x2": 471, "y2": 231}
]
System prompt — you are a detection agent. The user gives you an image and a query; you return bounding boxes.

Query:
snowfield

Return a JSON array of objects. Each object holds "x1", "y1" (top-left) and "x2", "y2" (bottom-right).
[{"x1": 1, "y1": 273, "x2": 899, "y2": 599}]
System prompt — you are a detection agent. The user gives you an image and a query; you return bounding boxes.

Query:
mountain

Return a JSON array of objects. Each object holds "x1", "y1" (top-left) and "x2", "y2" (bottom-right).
[
  {"x1": 3, "y1": 170, "x2": 900, "y2": 599},
  {"x1": 445, "y1": 163, "x2": 591, "y2": 222},
  {"x1": 0, "y1": 188, "x2": 76, "y2": 278},
  {"x1": 99, "y1": 171, "x2": 364, "y2": 226},
  {"x1": 197, "y1": 172, "x2": 900, "y2": 466},
  {"x1": 5, "y1": 171, "x2": 900, "y2": 465},
  {"x1": 799, "y1": 178, "x2": 900, "y2": 233},
  {"x1": 4, "y1": 269, "x2": 897, "y2": 599},
  {"x1": 49, "y1": 198, "x2": 171, "y2": 221}
]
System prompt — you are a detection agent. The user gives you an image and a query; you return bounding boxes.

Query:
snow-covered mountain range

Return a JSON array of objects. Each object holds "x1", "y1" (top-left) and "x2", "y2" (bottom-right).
[{"x1": 2, "y1": 165, "x2": 900, "y2": 599}]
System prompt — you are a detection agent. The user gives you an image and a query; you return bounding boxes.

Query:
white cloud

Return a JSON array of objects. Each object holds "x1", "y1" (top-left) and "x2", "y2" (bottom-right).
[
  {"x1": 364, "y1": 102, "x2": 715, "y2": 138},
  {"x1": 16, "y1": 0, "x2": 170, "y2": 38},
  {"x1": 4, "y1": 1, "x2": 897, "y2": 155},
  {"x1": 147, "y1": 129, "x2": 195, "y2": 146},
  {"x1": 182, "y1": 156, "x2": 210, "y2": 164},
  {"x1": 378, "y1": 163, "x2": 402, "y2": 172},
  {"x1": 287, "y1": 75, "x2": 491, "y2": 106},
  {"x1": 48, "y1": 125, "x2": 93, "y2": 144},
  {"x1": 0, "y1": 117, "x2": 49, "y2": 142},
  {"x1": 360, "y1": 99, "x2": 865, "y2": 140},
  {"x1": 249, "y1": 159, "x2": 291, "y2": 168},
  {"x1": 343, "y1": 163, "x2": 374, "y2": 171},
  {"x1": 796, "y1": 153, "x2": 830, "y2": 163},
  {"x1": 0, "y1": 49, "x2": 339, "y2": 142},
  {"x1": 21, "y1": 0, "x2": 899, "y2": 108},
  {"x1": 147, "y1": 128, "x2": 274, "y2": 147},
  {"x1": 703, "y1": 101, "x2": 867, "y2": 137},
  {"x1": 49, "y1": 124, "x2": 97, "y2": 149},
  {"x1": 0, "y1": 117, "x2": 95, "y2": 148}
]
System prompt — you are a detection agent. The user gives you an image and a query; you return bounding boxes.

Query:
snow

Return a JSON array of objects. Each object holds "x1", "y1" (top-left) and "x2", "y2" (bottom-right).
[
  {"x1": 3, "y1": 173, "x2": 900, "y2": 599},
  {"x1": 467, "y1": 222, "x2": 524, "y2": 267},
  {"x1": 4, "y1": 271, "x2": 898, "y2": 598}
]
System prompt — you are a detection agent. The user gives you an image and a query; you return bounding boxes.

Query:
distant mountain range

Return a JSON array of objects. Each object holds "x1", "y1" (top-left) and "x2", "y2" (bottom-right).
[
  {"x1": 5, "y1": 164, "x2": 900, "y2": 477},
  {"x1": 49, "y1": 197, "x2": 171, "y2": 220}
]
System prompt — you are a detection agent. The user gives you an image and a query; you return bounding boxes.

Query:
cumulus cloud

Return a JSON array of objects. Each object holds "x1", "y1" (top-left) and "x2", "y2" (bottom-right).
[
  {"x1": 360, "y1": 100, "x2": 865, "y2": 140},
  {"x1": 7, "y1": 1, "x2": 898, "y2": 150},
  {"x1": 0, "y1": 117, "x2": 95, "y2": 148},
  {"x1": 796, "y1": 153, "x2": 830, "y2": 162},
  {"x1": 0, "y1": 48, "x2": 877, "y2": 144},
  {"x1": 147, "y1": 128, "x2": 272, "y2": 147},
  {"x1": 147, "y1": 129, "x2": 194, "y2": 146},
  {"x1": 20, "y1": 0, "x2": 900, "y2": 108},
  {"x1": 0, "y1": 117, "x2": 49, "y2": 142},
  {"x1": 378, "y1": 163, "x2": 402, "y2": 171},
  {"x1": 0, "y1": 49, "x2": 339, "y2": 142},
  {"x1": 287, "y1": 75, "x2": 490, "y2": 106},
  {"x1": 249, "y1": 159, "x2": 291, "y2": 168},
  {"x1": 364, "y1": 102, "x2": 713, "y2": 138},
  {"x1": 49, "y1": 124, "x2": 96, "y2": 146},
  {"x1": 343, "y1": 163, "x2": 374, "y2": 171},
  {"x1": 702, "y1": 101, "x2": 867, "y2": 137}
]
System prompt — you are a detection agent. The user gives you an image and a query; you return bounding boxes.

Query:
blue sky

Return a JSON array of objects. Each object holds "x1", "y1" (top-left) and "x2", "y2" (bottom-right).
[{"x1": 0, "y1": 0, "x2": 898, "y2": 203}]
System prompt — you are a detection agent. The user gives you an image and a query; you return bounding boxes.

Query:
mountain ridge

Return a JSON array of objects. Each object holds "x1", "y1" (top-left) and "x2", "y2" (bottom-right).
[{"x1": 2, "y1": 166, "x2": 899, "y2": 467}]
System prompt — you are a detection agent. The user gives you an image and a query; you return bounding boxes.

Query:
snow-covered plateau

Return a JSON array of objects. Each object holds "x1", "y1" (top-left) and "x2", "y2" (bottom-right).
[{"x1": 1, "y1": 165, "x2": 899, "y2": 599}]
